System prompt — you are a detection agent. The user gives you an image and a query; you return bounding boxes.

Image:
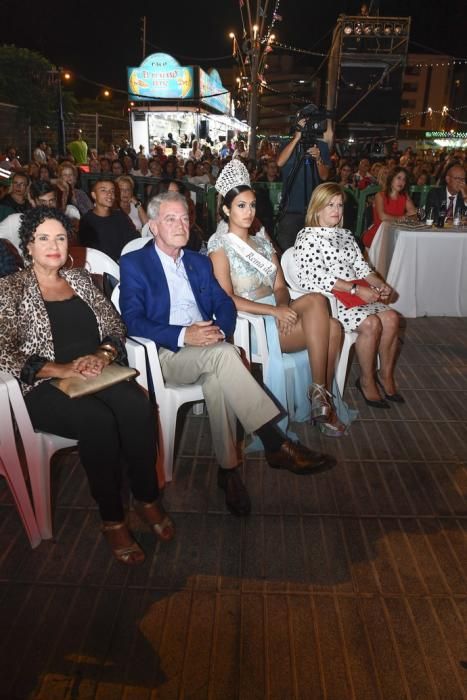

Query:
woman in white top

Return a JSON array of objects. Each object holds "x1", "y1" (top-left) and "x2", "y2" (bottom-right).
[
  {"x1": 115, "y1": 176, "x2": 148, "y2": 233},
  {"x1": 293, "y1": 182, "x2": 403, "y2": 408}
]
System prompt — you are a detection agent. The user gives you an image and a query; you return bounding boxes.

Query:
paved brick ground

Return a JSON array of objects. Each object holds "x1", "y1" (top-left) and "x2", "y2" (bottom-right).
[{"x1": 0, "y1": 317, "x2": 466, "y2": 699}]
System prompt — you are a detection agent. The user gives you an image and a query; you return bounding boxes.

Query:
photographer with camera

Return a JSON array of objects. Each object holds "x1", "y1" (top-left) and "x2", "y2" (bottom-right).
[{"x1": 276, "y1": 107, "x2": 331, "y2": 251}]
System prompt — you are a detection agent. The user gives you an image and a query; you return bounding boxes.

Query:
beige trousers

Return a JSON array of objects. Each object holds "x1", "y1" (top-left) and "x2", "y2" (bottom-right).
[{"x1": 158, "y1": 343, "x2": 279, "y2": 469}]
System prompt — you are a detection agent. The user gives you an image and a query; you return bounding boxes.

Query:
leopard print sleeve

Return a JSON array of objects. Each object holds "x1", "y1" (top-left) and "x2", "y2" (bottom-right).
[{"x1": 0, "y1": 272, "x2": 49, "y2": 380}]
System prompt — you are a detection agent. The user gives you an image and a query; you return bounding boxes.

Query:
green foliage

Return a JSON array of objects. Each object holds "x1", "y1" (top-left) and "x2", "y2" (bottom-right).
[{"x1": 0, "y1": 45, "x2": 56, "y2": 124}]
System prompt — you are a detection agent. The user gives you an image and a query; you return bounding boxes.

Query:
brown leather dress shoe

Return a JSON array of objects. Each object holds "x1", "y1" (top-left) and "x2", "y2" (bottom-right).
[
  {"x1": 265, "y1": 440, "x2": 335, "y2": 475},
  {"x1": 217, "y1": 467, "x2": 252, "y2": 516}
]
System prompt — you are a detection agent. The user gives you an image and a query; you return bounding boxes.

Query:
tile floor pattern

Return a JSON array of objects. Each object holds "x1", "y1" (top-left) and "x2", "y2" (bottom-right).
[{"x1": 0, "y1": 317, "x2": 466, "y2": 699}]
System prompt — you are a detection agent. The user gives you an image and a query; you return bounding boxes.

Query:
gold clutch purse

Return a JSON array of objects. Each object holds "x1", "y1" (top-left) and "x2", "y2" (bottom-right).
[{"x1": 51, "y1": 364, "x2": 139, "y2": 399}]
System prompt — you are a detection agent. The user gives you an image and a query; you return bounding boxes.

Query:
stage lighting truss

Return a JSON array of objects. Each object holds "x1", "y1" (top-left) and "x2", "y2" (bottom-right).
[{"x1": 340, "y1": 17, "x2": 408, "y2": 39}]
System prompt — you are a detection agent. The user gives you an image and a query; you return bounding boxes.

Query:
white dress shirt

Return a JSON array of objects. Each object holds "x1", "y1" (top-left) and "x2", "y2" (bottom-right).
[{"x1": 153, "y1": 242, "x2": 203, "y2": 346}]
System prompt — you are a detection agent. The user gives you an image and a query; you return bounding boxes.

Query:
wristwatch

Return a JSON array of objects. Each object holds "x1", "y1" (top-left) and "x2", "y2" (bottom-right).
[{"x1": 350, "y1": 283, "x2": 358, "y2": 295}]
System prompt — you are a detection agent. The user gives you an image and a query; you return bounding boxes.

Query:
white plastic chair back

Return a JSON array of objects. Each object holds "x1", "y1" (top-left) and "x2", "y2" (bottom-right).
[
  {"x1": 70, "y1": 246, "x2": 120, "y2": 280},
  {"x1": 111, "y1": 285, "x2": 205, "y2": 483},
  {"x1": 280, "y1": 248, "x2": 358, "y2": 395},
  {"x1": 120, "y1": 237, "x2": 151, "y2": 257},
  {"x1": 0, "y1": 378, "x2": 41, "y2": 548}
]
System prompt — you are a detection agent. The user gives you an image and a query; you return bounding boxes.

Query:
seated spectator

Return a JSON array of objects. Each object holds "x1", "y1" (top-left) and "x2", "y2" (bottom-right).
[
  {"x1": 256, "y1": 160, "x2": 280, "y2": 183},
  {"x1": 148, "y1": 159, "x2": 163, "y2": 178},
  {"x1": 335, "y1": 161, "x2": 354, "y2": 187},
  {"x1": 0, "y1": 146, "x2": 22, "y2": 172},
  {"x1": 0, "y1": 206, "x2": 171, "y2": 565},
  {"x1": 183, "y1": 160, "x2": 196, "y2": 181},
  {"x1": 148, "y1": 178, "x2": 205, "y2": 252},
  {"x1": 89, "y1": 149, "x2": 100, "y2": 173},
  {"x1": 38, "y1": 164, "x2": 51, "y2": 181},
  {"x1": 1, "y1": 172, "x2": 31, "y2": 214},
  {"x1": 111, "y1": 160, "x2": 125, "y2": 177},
  {"x1": 79, "y1": 179, "x2": 138, "y2": 261},
  {"x1": 105, "y1": 144, "x2": 119, "y2": 161},
  {"x1": 33, "y1": 140, "x2": 47, "y2": 164},
  {"x1": 131, "y1": 156, "x2": 150, "y2": 177},
  {"x1": 233, "y1": 140, "x2": 247, "y2": 160},
  {"x1": 353, "y1": 158, "x2": 375, "y2": 190},
  {"x1": 119, "y1": 190, "x2": 336, "y2": 517},
  {"x1": 209, "y1": 160, "x2": 348, "y2": 437},
  {"x1": 58, "y1": 162, "x2": 93, "y2": 216},
  {"x1": 0, "y1": 238, "x2": 23, "y2": 277},
  {"x1": 188, "y1": 140, "x2": 202, "y2": 161},
  {"x1": 426, "y1": 162, "x2": 467, "y2": 220},
  {"x1": 122, "y1": 155, "x2": 135, "y2": 175},
  {"x1": 294, "y1": 182, "x2": 404, "y2": 408},
  {"x1": 115, "y1": 175, "x2": 148, "y2": 232},
  {"x1": 99, "y1": 157, "x2": 112, "y2": 174},
  {"x1": 164, "y1": 159, "x2": 177, "y2": 179},
  {"x1": 362, "y1": 167, "x2": 416, "y2": 248}
]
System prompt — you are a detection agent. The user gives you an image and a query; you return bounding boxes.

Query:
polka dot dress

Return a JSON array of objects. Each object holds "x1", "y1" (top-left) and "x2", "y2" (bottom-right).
[{"x1": 293, "y1": 226, "x2": 388, "y2": 333}]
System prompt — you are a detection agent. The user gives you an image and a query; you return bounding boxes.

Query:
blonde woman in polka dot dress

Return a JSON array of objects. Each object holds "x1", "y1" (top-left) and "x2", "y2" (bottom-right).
[{"x1": 293, "y1": 183, "x2": 403, "y2": 409}]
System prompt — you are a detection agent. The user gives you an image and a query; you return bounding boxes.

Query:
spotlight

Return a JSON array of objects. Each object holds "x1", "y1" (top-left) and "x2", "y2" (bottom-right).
[
  {"x1": 373, "y1": 23, "x2": 382, "y2": 34},
  {"x1": 343, "y1": 23, "x2": 353, "y2": 35},
  {"x1": 394, "y1": 23, "x2": 403, "y2": 35},
  {"x1": 383, "y1": 23, "x2": 393, "y2": 35},
  {"x1": 354, "y1": 22, "x2": 363, "y2": 35},
  {"x1": 363, "y1": 23, "x2": 372, "y2": 35}
]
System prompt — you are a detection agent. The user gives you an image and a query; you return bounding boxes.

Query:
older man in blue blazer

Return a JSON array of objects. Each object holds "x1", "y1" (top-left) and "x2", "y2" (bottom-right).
[{"x1": 120, "y1": 191, "x2": 334, "y2": 515}]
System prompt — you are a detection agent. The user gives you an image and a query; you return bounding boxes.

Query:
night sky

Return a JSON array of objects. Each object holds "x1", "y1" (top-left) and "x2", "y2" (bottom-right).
[{"x1": 2, "y1": 0, "x2": 465, "y2": 95}]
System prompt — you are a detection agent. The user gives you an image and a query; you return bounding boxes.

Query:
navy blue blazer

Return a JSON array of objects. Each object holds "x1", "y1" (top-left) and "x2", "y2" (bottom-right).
[{"x1": 119, "y1": 240, "x2": 237, "y2": 352}]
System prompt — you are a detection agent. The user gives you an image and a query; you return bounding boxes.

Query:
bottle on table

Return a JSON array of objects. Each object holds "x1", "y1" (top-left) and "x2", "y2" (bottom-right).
[{"x1": 437, "y1": 202, "x2": 447, "y2": 228}]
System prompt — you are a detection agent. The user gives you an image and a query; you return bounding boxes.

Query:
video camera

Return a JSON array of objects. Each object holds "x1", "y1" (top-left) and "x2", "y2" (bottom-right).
[{"x1": 293, "y1": 104, "x2": 334, "y2": 150}]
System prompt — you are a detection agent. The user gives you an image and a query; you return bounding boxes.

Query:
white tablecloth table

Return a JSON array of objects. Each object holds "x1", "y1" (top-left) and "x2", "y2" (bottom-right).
[{"x1": 368, "y1": 222, "x2": 467, "y2": 317}]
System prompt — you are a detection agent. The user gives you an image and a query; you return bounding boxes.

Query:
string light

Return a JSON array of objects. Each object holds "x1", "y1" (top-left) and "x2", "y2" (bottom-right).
[
  {"x1": 401, "y1": 103, "x2": 467, "y2": 119},
  {"x1": 273, "y1": 40, "x2": 328, "y2": 57},
  {"x1": 412, "y1": 59, "x2": 467, "y2": 68}
]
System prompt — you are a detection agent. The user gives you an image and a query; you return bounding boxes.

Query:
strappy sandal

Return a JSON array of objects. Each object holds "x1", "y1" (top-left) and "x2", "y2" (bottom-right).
[
  {"x1": 318, "y1": 409, "x2": 347, "y2": 438},
  {"x1": 101, "y1": 521, "x2": 146, "y2": 566},
  {"x1": 308, "y1": 383, "x2": 332, "y2": 422},
  {"x1": 133, "y1": 500, "x2": 176, "y2": 542}
]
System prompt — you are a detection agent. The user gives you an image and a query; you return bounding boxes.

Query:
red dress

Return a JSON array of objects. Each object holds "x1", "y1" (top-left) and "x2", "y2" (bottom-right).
[{"x1": 362, "y1": 193, "x2": 407, "y2": 248}]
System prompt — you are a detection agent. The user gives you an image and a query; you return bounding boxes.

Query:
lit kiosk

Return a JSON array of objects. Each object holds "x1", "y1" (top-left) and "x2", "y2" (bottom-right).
[{"x1": 127, "y1": 53, "x2": 248, "y2": 152}]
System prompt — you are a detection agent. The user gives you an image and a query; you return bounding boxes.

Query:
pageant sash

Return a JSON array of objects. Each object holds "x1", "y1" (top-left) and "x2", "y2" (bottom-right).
[{"x1": 226, "y1": 232, "x2": 277, "y2": 281}]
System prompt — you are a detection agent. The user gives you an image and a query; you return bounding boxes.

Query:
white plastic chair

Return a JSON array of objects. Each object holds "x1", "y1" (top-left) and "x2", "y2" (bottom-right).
[
  {"x1": 233, "y1": 311, "x2": 271, "y2": 379},
  {"x1": 0, "y1": 339, "x2": 147, "y2": 540},
  {"x1": 120, "y1": 237, "x2": 150, "y2": 257},
  {"x1": 111, "y1": 285, "x2": 205, "y2": 483},
  {"x1": 280, "y1": 248, "x2": 357, "y2": 395},
  {"x1": 0, "y1": 379, "x2": 41, "y2": 548},
  {"x1": 69, "y1": 246, "x2": 120, "y2": 280}
]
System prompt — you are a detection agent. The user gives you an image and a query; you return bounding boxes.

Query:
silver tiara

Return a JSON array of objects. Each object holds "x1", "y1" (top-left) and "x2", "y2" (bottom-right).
[{"x1": 215, "y1": 159, "x2": 251, "y2": 197}]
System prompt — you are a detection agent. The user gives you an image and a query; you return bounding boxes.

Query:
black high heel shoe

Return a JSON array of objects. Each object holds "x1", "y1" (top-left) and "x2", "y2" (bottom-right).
[
  {"x1": 376, "y1": 377, "x2": 405, "y2": 404},
  {"x1": 355, "y1": 378, "x2": 390, "y2": 409}
]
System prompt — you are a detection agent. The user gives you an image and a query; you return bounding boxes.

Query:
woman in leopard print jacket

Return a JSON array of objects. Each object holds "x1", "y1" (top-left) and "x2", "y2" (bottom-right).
[{"x1": 0, "y1": 207, "x2": 174, "y2": 565}]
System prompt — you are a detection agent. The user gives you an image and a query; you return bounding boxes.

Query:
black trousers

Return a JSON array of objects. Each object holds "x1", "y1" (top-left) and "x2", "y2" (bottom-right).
[{"x1": 25, "y1": 380, "x2": 159, "y2": 521}]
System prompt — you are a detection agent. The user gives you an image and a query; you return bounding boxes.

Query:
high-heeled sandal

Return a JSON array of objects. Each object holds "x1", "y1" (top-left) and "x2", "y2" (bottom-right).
[
  {"x1": 308, "y1": 383, "x2": 332, "y2": 422},
  {"x1": 101, "y1": 521, "x2": 145, "y2": 566},
  {"x1": 318, "y1": 409, "x2": 347, "y2": 438},
  {"x1": 134, "y1": 500, "x2": 176, "y2": 542}
]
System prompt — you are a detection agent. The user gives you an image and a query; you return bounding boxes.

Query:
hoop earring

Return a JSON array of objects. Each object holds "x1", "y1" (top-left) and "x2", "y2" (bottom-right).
[{"x1": 65, "y1": 253, "x2": 74, "y2": 270}]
